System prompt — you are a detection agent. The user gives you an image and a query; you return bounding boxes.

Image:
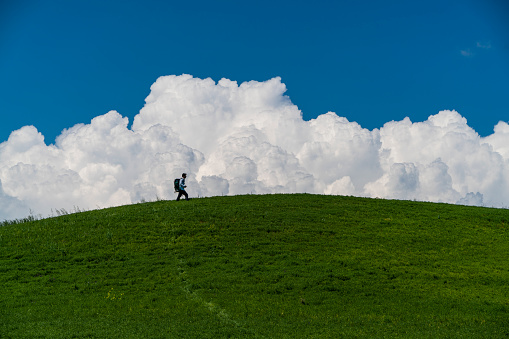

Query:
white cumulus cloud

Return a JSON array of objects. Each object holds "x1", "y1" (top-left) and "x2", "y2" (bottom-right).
[{"x1": 1, "y1": 74, "x2": 508, "y2": 220}]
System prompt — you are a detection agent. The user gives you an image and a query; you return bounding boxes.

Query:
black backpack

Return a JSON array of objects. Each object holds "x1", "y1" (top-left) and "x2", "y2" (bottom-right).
[{"x1": 174, "y1": 178, "x2": 180, "y2": 192}]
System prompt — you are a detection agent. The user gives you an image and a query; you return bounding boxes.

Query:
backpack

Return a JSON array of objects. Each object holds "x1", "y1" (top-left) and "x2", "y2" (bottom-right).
[{"x1": 174, "y1": 178, "x2": 180, "y2": 192}]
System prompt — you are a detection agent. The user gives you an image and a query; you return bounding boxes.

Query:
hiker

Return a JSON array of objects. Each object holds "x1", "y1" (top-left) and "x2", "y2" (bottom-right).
[{"x1": 176, "y1": 173, "x2": 189, "y2": 201}]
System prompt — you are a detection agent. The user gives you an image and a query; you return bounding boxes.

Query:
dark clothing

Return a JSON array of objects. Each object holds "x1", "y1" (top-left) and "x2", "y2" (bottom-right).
[
  {"x1": 176, "y1": 189, "x2": 189, "y2": 201},
  {"x1": 175, "y1": 176, "x2": 189, "y2": 201}
]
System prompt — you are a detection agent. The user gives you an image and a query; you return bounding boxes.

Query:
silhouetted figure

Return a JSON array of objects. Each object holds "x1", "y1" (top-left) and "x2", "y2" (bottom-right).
[{"x1": 176, "y1": 173, "x2": 189, "y2": 201}]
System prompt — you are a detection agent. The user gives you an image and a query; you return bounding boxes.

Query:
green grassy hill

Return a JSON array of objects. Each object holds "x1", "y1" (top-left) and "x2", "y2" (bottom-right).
[{"x1": 1, "y1": 194, "x2": 509, "y2": 338}]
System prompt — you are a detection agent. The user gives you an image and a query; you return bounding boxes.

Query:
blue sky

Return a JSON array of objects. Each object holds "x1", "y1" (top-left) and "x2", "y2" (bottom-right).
[{"x1": 1, "y1": 0, "x2": 508, "y2": 144}]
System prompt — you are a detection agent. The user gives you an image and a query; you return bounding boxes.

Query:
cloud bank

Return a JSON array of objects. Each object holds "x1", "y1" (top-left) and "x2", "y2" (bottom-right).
[{"x1": 1, "y1": 74, "x2": 508, "y2": 220}]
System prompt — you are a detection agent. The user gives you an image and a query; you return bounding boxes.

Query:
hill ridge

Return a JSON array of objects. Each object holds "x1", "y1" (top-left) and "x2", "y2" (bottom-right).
[{"x1": 1, "y1": 194, "x2": 508, "y2": 338}]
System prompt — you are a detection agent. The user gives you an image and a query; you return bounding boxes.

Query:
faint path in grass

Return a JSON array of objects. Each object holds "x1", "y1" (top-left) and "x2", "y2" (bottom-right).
[{"x1": 173, "y1": 252, "x2": 267, "y2": 338}]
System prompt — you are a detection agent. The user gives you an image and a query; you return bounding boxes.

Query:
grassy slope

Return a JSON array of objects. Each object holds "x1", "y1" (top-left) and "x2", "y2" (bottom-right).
[{"x1": 1, "y1": 194, "x2": 509, "y2": 338}]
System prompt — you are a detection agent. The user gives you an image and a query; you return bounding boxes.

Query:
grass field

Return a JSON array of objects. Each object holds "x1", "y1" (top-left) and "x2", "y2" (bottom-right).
[{"x1": 1, "y1": 194, "x2": 509, "y2": 338}]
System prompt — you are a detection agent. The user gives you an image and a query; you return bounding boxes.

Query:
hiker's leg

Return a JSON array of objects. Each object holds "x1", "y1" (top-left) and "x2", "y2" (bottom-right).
[
  {"x1": 177, "y1": 191, "x2": 183, "y2": 201},
  {"x1": 183, "y1": 190, "x2": 189, "y2": 200}
]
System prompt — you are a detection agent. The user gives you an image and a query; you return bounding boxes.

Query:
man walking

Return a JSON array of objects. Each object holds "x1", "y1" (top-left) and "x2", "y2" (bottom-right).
[{"x1": 176, "y1": 173, "x2": 189, "y2": 201}]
